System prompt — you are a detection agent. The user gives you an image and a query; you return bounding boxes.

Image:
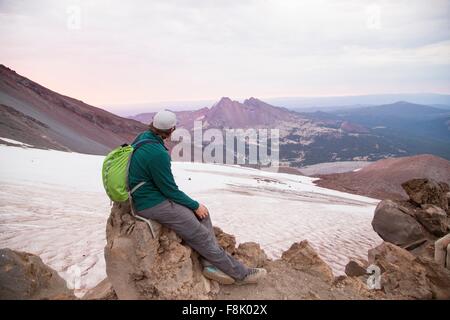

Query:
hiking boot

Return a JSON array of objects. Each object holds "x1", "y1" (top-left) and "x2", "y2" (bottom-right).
[
  {"x1": 202, "y1": 266, "x2": 235, "y2": 285},
  {"x1": 235, "y1": 268, "x2": 267, "y2": 285}
]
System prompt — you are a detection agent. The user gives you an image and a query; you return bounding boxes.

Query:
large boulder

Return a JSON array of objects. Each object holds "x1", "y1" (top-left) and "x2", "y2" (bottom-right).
[
  {"x1": 401, "y1": 179, "x2": 448, "y2": 211},
  {"x1": 368, "y1": 242, "x2": 450, "y2": 299},
  {"x1": 281, "y1": 240, "x2": 334, "y2": 283},
  {"x1": 372, "y1": 200, "x2": 427, "y2": 247},
  {"x1": 104, "y1": 201, "x2": 215, "y2": 300},
  {"x1": 415, "y1": 204, "x2": 448, "y2": 237},
  {"x1": 0, "y1": 248, "x2": 75, "y2": 300}
]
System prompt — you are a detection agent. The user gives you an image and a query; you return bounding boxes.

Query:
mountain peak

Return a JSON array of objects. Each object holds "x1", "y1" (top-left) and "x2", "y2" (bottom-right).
[
  {"x1": 243, "y1": 97, "x2": 262, "y2": 106},
  {"x1": 212, "y1": 97, "x2": 238, "y2": 109},
  {"x1": 243, "y1": 97, "x2": 278, "y2": 109},
  {"x1": 391, "y1": 101, "x2": 413, "y2": 106},
  {"x1": 218, "y1": 96, "x2": 233, "y2": 104}
]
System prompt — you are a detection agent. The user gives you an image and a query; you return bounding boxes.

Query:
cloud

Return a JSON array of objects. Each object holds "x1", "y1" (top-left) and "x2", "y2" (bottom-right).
[{"x1": 0, "y1": 0, "x2": 449, "y2": 105}]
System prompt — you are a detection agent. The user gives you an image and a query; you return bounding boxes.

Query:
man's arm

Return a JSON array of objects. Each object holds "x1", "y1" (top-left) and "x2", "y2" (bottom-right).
[{"x1": 149, "y1": 152, "x2": 200, "y2": 211}]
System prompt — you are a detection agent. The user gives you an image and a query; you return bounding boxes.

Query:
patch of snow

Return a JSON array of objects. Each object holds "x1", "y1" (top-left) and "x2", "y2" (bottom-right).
[
  {"x1": 0, "y1": 137, "x2": 34, "y2": 147},
  {"x1": 299, "y1": 161, "x2": 371, "y2": 176}
]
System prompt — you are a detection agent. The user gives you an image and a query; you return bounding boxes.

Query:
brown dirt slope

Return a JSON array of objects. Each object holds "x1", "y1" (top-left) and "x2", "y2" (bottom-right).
[
  {"x1": 315, "y1": 154, "x2": 450, "y2": 200},
  {"x1": 0, "y1": 65, "x2": 147, "y2": 155}
]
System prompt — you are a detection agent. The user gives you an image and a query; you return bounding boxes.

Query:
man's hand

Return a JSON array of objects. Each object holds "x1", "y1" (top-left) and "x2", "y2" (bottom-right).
[{"x1": 195, "y1": 203, "x2": 209, "y2": 219}]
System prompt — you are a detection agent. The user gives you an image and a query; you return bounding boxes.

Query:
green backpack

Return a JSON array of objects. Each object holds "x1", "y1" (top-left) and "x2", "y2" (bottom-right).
[
  {"x1": 102, "y1": 139, "x2": 155, "y2": 202},
  {"x1": 102, "y1": 139, "x2": 158, "y2": 238}
]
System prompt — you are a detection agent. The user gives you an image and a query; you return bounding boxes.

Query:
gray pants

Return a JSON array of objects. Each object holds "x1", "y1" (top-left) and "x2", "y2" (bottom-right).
[{"x1": 137, "y1": 200, "x2": 249, "y2": 280}]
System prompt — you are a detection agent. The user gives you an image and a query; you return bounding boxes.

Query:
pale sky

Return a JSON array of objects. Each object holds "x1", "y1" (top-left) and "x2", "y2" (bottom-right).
[{"x1": 1, "y1": 0, "x2": 449, "y2": 109}]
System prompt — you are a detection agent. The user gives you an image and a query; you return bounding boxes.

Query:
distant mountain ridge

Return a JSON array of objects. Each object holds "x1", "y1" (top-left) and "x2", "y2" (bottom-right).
[
  {"x1": 129, "y1": 96, "x2": 450, "y2": 166},
  {"x1": 111, "y1": 93, "x2": 450, "y2": 116},
  {"x1": 269, "y1": 93, "x2": 450, "y2": 111},
  {"x1": 128, "y1": 96, "x2": 300, "y2": 128},
  {"x1": 332, "y1": 101, "x2": 449, "y2": 122},
  {"x1": 1, "y1": 64, "x2": 449, "y2": 165},
  {"x1": 0, "y1": 65, "x2": 147, "y2": 154}
]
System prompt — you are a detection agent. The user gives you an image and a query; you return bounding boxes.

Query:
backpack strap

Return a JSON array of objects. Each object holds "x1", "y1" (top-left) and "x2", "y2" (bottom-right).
[{"x1": 130, "y1": 181, "x2": 146, "y2": 194}]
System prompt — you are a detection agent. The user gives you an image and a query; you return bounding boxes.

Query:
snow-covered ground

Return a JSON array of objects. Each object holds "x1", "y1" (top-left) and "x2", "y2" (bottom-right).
[
  {"x1": 298, "y1": 161, "x2": 372, "y2": 176},
  {"x1": 0, "y1": 145, "x2": 382, "y2": 296}
]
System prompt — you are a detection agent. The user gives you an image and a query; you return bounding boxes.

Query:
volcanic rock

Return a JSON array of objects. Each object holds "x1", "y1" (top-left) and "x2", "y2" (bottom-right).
[
  {"x1": 281, "y1": 240, "x2": 334, "y2": 283},
  {"x1": 0, "y1": 248, "x2": 75, "y2": 300},
  {"x1": 213, "y1": 226, "x2": 236, "y2": 255},
  {"x1": 372, "y1": 199, "x2": 427, "y2": 247},
  {"x1": 82, "y1": 278, "x2": 117, "y2": 300},
  {"x1": 368, "y1": 242, "x2": 450, "y2": 299},
  {"x1": 401, "y1": 179, "x2": 448, "y2": 211},
  {"x1": 104, "y1": 201, "x2": 214, "y2": 300},
  {"x1": 234, "y1": 242, "x2": 268, "y2": 268},
  {"x1": 345, "y1": 259, "x2": 368, "y2": 277},
  {"x1": 415, "y1": 204, "x2": 448, "y2": 237}
]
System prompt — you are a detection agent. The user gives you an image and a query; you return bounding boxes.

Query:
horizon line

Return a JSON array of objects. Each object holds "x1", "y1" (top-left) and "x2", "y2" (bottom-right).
[{"x1": 101, "y1": 92, "x2": 450, "y2": 107}]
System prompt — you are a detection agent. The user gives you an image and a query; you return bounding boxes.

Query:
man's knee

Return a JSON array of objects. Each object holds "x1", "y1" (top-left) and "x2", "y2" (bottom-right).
[
  {"x1": 182, "y1": 223, "x2": 213, "y2": 245},
  {"x1": 198, "y1": 212, "x2": 211, "y2": 222}
]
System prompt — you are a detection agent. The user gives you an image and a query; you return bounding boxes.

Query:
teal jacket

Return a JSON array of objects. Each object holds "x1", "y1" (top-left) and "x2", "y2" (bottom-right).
[{"x1": 128, "y1": 130, "x2": 199, "y2": 212}]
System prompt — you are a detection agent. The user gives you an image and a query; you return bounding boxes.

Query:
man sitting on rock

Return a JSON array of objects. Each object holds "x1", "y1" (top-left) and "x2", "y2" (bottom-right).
[{"x1": 128, "y1": 110, "x2": 267, "y2": 285}]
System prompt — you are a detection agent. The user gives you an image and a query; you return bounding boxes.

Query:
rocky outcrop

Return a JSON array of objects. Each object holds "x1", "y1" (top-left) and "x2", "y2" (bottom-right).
[
  {"x1": 212, "y1": 228, "x2": 268, "y2": 268},
  {"x1": 104, "y1": 201, "x2": 216, "y2": 300},
  {"x1": 102, "y1": 201, "x2": 275, "y2": 300},
  {"x1": 401, "y1": 179, "x2": 449, "y2": 212},
  {"x1": 0, "y1": 248, "x2": 75, "y2": 300},
  {"x1": 234, "y1": 242, "x2": 268, "y2": 268},
  {"x1": 103, "y1": 201, "x2": 370, "y2": 300},
  {"x1": 344, "y1": 178, "x2": 450, "y2": 300},
  {"x1": 281, "y1": 240, "x2": 334, "y2": 283},
  {"x1": 416, "y1": 205, "x2": 448, "y2": 237},
  {"x1": 217, "y1": 243, "x2": 384, "y2": 300},
  {"x1": 415, "y1": 256, "x2": 450, "y2": 300},
  {"x1": 97, "y1": 204, "x2": 448, "y2": 300},
  {"x1": 372, "y1": 178, "x2": 449, "y2": 251},
  {"x1": 368, "y1": 242, "x2": 450, "y2": 300},
  {"x1": 368, "y1": 242, "x2": 432, "y2": 299}
]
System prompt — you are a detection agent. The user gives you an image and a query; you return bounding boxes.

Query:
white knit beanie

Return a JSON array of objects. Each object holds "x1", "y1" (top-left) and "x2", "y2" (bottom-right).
[{"x1": 152, "y1": 110, "x2": 177, "y2": 130}]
